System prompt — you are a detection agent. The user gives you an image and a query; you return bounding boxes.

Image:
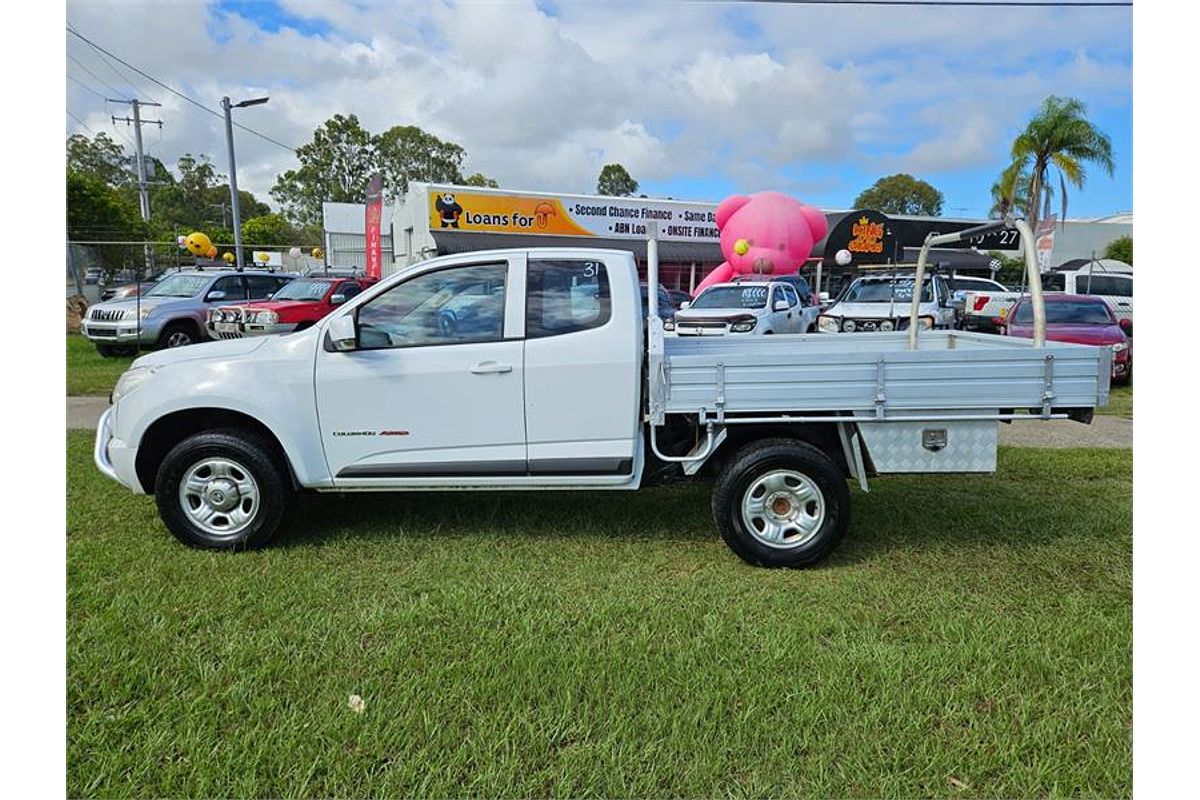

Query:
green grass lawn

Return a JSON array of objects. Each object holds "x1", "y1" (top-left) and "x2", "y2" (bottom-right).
[
  {"x1": 67, "y1": 334, "x2": 136, "y2": 396},
  {"x1": 1099, "y1": 381, "x2": 1133, "y2": 418},
  {"x1": 67, "y1": 432, "x2": 1131, "y2": 797}
]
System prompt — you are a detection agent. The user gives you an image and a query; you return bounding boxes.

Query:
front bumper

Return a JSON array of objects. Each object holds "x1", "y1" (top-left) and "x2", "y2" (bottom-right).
[
  {"x1": 93, "y1": 407, "x2": 141, "y2": 493},
  {"x1": 210, "y1": 320, "x2": 299, "y2": 339},
  {"x1": 81, "y1": 320, "x2": 158, "y2": 345}
]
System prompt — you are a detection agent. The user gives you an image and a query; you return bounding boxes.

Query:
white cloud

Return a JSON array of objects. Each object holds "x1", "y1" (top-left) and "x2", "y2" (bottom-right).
[{"x1": 64, "y1": 0, "x2": 1131, "y2": 206}]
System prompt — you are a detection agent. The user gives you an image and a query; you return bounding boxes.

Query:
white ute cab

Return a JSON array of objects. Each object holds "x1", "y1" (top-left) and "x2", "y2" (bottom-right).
[{"x1": 96, "y1": 223, "x2": 1114, "y2": 568}]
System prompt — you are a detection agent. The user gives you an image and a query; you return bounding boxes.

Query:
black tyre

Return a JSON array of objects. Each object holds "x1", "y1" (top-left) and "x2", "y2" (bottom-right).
[
  {"x1": 96, "y1": 344, "x2": 137, "y2": 358},
  {"x1": 154, "y1": 429, "x2": 291, "y2": 550},
  {"x1": 158, "y1": 321, "x2": 198, "y2": 349},
  {"x1": 711, "y1": 438, "x2": 850, "y2": 568}
]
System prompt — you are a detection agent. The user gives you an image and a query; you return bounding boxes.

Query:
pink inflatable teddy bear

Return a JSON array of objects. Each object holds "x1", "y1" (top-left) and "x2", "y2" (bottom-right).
[{"x1": 691, "y1": 191, "x2": 828, "y2": 297}]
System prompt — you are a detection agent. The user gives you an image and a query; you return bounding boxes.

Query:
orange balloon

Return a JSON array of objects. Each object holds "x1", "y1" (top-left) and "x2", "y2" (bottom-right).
[{"x1": 206, "y1": 246, "x2": 218, "y2": 258}]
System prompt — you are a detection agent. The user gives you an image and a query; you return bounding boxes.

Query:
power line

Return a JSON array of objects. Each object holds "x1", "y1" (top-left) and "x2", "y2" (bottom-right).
[
  {"x1": 66, "y1": 109, "x2": 96, "y2": 135},
  {"x1": 66, "y1": 52, "x2": 128, "y2": 100},
  {"x1": 66, "y1": 73, "x2": 110, "y2": 102},
  {"x1": 66, "y1": 25, "x2": 298, "y2": 155}
]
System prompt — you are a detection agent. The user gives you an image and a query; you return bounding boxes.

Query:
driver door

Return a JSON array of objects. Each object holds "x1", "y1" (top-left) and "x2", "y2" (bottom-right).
[{"x1": 315, "y1": 254, "x2": 528, "y2": 482}]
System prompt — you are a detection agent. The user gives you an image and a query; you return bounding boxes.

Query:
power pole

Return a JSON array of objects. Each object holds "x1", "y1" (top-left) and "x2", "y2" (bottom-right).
[{"x1": 111, "y1": 98, "x2": 162, "y2": 277}]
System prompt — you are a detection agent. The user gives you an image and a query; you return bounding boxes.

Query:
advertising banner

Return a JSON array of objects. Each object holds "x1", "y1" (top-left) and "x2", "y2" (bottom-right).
[
  {"x1": 427, "y1": 188, "x2": 721, "y2": 243},
  {"x1": 1034, "y1": 214, "x2": 1058, "y2": 272},
  {"x1": 365, "y1": 174, "x2": 384, "y2": 280}
]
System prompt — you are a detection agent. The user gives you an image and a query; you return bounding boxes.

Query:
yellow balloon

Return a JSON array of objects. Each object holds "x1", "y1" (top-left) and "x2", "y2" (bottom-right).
[
  {"x1": 184, "y1": 232, "x2": 213, "y2": 257},
  {"x1": 223, "y1": 252, "x2": 235, "y2": 264},
  {"x1": 257, "y1": 252, "x2": 271, "y2": 263},
  {"x1": 312, "y1": 247, "x2": 324, "y2": 259}
]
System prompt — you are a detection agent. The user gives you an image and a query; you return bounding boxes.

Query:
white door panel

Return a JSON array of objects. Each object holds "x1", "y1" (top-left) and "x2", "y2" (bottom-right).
[{"x1": 317, "y1": 341, "x2": 526, "y2": 478}]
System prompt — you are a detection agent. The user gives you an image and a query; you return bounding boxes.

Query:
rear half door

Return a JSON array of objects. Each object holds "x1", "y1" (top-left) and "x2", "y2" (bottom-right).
[{"x1": 523, "y1": 253, "x2": 640, "y2": 479}]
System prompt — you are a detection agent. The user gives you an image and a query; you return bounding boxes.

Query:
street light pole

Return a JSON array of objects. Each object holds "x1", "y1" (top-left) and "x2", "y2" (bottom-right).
[{"x1": 221, "y1": 95, "x2": 269, "y2": 271}]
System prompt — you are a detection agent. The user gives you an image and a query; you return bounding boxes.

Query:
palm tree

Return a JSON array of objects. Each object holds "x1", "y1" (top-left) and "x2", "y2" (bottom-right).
[
  {"x1": 1003, "y1": 96, "x2": 1114, "y2": 231},
  {"x1": 989, "y1": 163, "x2": 1053, "y2": 220}
]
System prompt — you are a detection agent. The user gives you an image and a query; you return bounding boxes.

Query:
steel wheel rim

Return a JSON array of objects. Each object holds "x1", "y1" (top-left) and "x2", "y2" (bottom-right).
[
  {"x1": 178, "y1": 457, "x2": 260, "y2": 538},
  {"x1": 166, "y1": 331, "x2": 192, "y2": 347},
  {"x1": 741, "y1": 469, "x2": 826, "y2": 549}
]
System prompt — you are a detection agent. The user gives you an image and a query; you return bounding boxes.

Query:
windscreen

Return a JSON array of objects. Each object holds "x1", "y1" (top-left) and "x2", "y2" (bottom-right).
[
  {"x1": 1012, "y1": 300, "x2": 1115, "y2": 324},
  {"x1": 269, "y1": 279, "x2": 334, "y2": 301},
  {"x1": 145, "y1": 274, "x2": 210, "y2": 298},
  {"x1": 691, "y1": 285, "x2": 769, "y2": 309},
  {"x1": 843, "y1": 278, "x2": 932, "y2": 303}
]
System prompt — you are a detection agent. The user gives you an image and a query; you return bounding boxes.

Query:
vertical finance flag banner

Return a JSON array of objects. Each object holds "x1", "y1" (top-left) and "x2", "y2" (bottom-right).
[
  {"x1": 1034, "y1": 214, "x2": 1058, "y2": 273},
  {"x1": 427, "y1": 187, "x2": 721, "y2": 242},
  {"x1": 365, "y1": 174, "x2": 384, "y2": 280}
]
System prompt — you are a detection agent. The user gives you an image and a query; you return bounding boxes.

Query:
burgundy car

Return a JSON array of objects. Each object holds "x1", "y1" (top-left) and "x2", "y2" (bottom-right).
[{"x1": 1004, "y1": 293, "x2": 1131, "y2": 383}]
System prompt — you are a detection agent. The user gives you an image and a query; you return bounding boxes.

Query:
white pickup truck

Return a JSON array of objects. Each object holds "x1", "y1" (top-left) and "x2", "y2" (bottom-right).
[
  {"x1": 95, "y1": 221, "x2": 1113, "y2": 567},
  {"x1": 962, "y1": 267, "x2": 1133, "y2": 333}
]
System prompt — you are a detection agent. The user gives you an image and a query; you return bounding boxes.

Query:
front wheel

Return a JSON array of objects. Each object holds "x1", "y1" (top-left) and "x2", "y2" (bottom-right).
[
  {"x1": 712, "y1": 438, "x2": 850, "y2": 568},
  {"x1": 158, "y1": 321, "x2": 199, "y2": 349},
  {"x1": 155, "y1": 429, "x2": 291, "y2": 550}
]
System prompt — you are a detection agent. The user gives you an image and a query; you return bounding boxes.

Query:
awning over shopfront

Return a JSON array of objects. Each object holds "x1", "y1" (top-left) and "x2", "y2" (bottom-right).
[{"x1": 430, "y1": 230, "x2": 722, "y2": 265}]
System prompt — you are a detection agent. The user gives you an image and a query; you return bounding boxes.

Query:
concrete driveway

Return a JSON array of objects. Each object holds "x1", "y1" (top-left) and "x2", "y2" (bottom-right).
[{"x1": 67, "y1": 396, "x2": 109, "y2": 431}]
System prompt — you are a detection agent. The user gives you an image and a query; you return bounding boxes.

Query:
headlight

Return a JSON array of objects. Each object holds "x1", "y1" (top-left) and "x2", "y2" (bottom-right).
[
  {"x1": 111, "y1": 365, "x2": 160, "y2": 404},
  {"x1": 818, "y1": 316, "x2": 839, "y2": 333},
  {"x1": 879, "y1": 320, "x2": 895, "y2": 332},
  {"x1": 663, "y1": 318, "x2": 675, "y2": 331},
  {"x1": 730, "y1": 318, "x2": 757, "y2": 333},
  {"x1": 258, "y1": 310, "x2": 278, "y2": 325},
  {"x1": 842, "y1": 319, "x2": 857, "y2": 332},
  {"x1": 139, "y1": 307, "x2": 153, "y2": 320},
  {"x1": 1112, "y1": 342, "x2": 1128, "y2": 352}
]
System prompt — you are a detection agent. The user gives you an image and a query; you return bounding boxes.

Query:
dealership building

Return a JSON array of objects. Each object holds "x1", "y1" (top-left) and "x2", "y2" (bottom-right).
[{"x1": 322, "y1": 183, "x2": 1131, "y2": 292}]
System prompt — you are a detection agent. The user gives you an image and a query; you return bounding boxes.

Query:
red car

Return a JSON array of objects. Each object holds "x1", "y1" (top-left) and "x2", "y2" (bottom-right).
[
  {"x1": 208, "y1": 275, "x2": 377, "y2": 339},
  {"x1": 1004, "y1": 293, "x2": 1131, "y2": 383}
]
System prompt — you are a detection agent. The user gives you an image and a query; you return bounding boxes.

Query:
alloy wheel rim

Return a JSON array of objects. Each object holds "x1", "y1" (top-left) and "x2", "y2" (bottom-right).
[{"x1": 740, "y1": 469, "x2": 826, "y2": 549}]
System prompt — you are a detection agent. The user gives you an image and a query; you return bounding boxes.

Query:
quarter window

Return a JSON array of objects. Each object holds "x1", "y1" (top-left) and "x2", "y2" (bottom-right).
[
  {"x1": 246, "y1": 275, "x2": 281, "y2": 299},
  {"x1": 527, "y1": 259, "x2": 611, "y2": 338},
  {"x1": 1074, "y1": 274, "x2": 1132, "y2": 298},
  {"x1": 356, "y1": 263, "x2": 507, "y2": 349}
]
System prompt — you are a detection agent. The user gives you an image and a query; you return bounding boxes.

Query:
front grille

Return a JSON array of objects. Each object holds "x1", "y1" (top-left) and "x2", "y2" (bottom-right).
[
  {"x1": 215, "y1": 330, "x2": 243, "y2": 340},
  {"x1": 844, "y1": 318, "x2": 900, "y2": 332},
  {"x1": 90, "y1": 308, "x2": 127, "y2": 321},
  {"x1": 87, "y1": 328, "x2": 118, "y2": 338}
]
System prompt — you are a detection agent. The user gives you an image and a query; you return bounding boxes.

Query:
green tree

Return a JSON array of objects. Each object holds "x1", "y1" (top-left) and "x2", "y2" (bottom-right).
[
  {"x1": 66, "y1": 132, "x2": 133, "y2": 188},
  {"x1": 462, "y1": 172, "x2": 499, "y2": 188},
  {"x1": 597, "y1": 163, "x2": 638, "y2": 196},
  {"x1": 1103, "y1": 235, "x2": 1132, "y2": 265},
  {"x1": 271, "y1": 114, "x2": 378, "y2": 226},
  {"x1": 375, "y1": 125, "x2": 469, "y2": 199},
  {"x1": 854, "y1": 173, "x2": 944, "y2": 216},
  {"x1": 1003, "y1": 95, "x2": 1115, "y2": 232},
  {"x1": 67, "y1": 170, "x2": 147, "y2": 275},
  {"x1": 148, "y1": 153, "x2": 268, "y2": 241}
]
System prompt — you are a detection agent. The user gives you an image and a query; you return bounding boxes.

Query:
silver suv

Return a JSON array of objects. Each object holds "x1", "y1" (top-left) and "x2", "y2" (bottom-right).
[
  {"x1": 80, "y1": 269, "x2": 294, "y2": 357},
  {"x1": 667, "y1": 280, "x2": 819, "y2": 336}
]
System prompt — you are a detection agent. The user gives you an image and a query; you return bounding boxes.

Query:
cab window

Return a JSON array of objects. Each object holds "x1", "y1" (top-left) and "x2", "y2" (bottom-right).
[
  {"x1": 355, "y1": 263, "x2": 507, "y2": 349},
  {"x1": 246, "y1": 275, "x2": 281, "y2": 299},
  {"x1": 527, "y1": 259, "x2": 611, "y2": 338},
  {"x1": 209, "y1": 276, "x2": 246, "y2": 301}
]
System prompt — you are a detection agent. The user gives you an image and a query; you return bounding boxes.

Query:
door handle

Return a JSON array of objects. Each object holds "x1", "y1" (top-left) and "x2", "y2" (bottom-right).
[{"x1": 470, "y1": 361, "x2": 513, "y2": 374}]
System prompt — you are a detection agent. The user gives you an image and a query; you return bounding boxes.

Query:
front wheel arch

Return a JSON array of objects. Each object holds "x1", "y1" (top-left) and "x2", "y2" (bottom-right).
[{"x1": 135, "y1": 407, "x2": 296, "y2": 495}]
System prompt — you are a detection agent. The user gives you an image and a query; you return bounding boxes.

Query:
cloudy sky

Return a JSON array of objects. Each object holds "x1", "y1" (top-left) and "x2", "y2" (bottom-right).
[{"x1": 64, "y1": 0, "x2": 1132, "y2": 219}]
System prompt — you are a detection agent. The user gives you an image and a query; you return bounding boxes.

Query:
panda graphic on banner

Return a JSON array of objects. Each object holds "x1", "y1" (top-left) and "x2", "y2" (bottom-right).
[{"x1": 435, "y1": 193, "x2": 463, "y2": 228}]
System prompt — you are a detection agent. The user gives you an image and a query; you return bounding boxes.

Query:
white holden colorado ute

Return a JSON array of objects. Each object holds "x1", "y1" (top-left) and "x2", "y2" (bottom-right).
[{"x1": 95, "y1": 221, "x2": 1113, "y2": 567}]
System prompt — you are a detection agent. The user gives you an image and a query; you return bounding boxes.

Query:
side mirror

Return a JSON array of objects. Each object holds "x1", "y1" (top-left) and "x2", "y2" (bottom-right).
[
  {"x1": 679, "y1": 301, "x2": 691, "y2": 310},
  {"x1": 819, "y1": 291, "x2": 830, "y2": 303},
  {"x1": 326, "y1": 313, "x2": 357, "y2": 351},
  {"x1": 329, "y1": 293, "x2": 347, "y2": 306},
  {"x1": 205, "y1": 290, "x2": 226, "y2": 301},
  {"x1": 773, "y1": 300, "x2": 789, "y2": 312}
]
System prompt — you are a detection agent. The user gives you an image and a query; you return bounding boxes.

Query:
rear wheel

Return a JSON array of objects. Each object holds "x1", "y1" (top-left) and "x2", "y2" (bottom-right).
[
  {"x1": 158, "y1": 321, "x2": 198, "y2": 349},
  {"x1": 155, "y1": 429, "x2": 291, "y2": 550},
  {"x1": 712, "y1": 438, "x2": 849, "y2": 568}
]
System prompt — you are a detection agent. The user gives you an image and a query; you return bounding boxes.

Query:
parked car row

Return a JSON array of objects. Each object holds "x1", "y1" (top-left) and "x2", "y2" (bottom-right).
[
  {"x1": 208, "y1": 275, "x2": 377, "y2": 339},
  {"x1": 80, "y1": 266, "x2": 297, "y2": 356}
]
